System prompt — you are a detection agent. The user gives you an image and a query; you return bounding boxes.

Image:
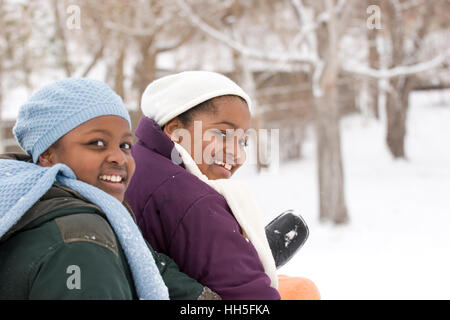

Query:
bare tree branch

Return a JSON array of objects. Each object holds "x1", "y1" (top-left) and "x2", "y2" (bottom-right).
[
  {"x1": 104, "y1": 21, "x2": 161, "y2": 37},
  {"x1": 175, "y1": 0, "x2": 316, "y2": 65},
  {"x1": 80, "y1": 43, "x2": 105, "y2": 77},
  {"x1": 343, "y1": 51, "x2": 448, "y2": 79},
  {"x1": 156, "y1": 28, "x2": 195, "y2": 54},
  {"x1": 290, "y1": 0, "x2": 347, "y2": 48}
]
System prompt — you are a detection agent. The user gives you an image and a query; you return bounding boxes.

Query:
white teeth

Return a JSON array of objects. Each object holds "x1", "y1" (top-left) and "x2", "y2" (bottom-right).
[
  {"x1": 100, "y1": 175, "x2": 123, "y2": 183},
  {"x1": 214, "y1": 160, "x2": 233, "y2": 171}
]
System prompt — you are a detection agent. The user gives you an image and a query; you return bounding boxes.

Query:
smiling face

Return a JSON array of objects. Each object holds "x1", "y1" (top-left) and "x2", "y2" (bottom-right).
[
  {"x1": 164, "y1": 95, "x2": 251, "y2": 180},
  {"x1": 38, "y1": 115, "x2": 135, "y2": 202}
]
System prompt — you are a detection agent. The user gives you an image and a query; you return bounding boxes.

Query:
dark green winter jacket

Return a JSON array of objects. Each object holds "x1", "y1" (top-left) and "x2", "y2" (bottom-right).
[{"x1": 0, "y1": 163, "x2": 220, "y2": 300}]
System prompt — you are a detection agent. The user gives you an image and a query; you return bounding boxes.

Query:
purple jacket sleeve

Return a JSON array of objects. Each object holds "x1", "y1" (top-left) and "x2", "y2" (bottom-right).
[{"x1": 166, "y1": 194, "x2": 280, "y2": 300}]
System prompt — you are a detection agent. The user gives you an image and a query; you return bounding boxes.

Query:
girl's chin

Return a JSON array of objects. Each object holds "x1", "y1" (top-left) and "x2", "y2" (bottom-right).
[
  {"x1": 207, "y1": 164, "x2": 232, "y2": 179},
  {"x1": 96, "y1": 181, "x2": 126, "y2": 202}
]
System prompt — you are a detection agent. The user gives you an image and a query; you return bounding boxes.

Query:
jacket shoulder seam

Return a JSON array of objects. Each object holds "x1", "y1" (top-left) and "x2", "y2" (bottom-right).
[{"x1": 55, "y1": 213, "x2": 119, "y2": 257}]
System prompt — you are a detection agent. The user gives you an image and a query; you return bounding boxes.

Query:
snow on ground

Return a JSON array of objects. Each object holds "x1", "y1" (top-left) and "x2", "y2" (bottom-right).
[{"x1": 236, "y1": 90, "x2": 450, "y2": 299}]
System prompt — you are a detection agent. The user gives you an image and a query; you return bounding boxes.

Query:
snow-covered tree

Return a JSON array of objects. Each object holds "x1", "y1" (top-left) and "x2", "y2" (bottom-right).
[
  {"x1": 69, "y1": 0, "x2": 195, "y2": 129},
  {"x1": 383, "y1": 0, "x2": 445, "y2": 158},
  {"x1": 343, "y1": 0, "x2": 449, "y2": 158},
  {"x1": 0, "y1": 0, "x2": 52, "y2": 151}
]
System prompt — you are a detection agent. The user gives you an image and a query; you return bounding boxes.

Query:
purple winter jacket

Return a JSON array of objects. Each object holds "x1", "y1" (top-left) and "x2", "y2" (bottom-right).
[{"x1": 125, "y1": 117, "x2": 280, "y2": 300}]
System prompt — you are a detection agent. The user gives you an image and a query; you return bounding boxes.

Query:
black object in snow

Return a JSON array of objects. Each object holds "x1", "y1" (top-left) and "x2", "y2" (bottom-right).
[{"x1": 265, "y1": 210, "x2": 309, "y2": 269}]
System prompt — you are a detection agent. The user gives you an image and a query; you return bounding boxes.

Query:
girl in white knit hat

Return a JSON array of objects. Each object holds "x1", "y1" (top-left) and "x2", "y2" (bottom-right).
[{"x1": 126, "y1": 71, "x2": 320, "y2": 300}]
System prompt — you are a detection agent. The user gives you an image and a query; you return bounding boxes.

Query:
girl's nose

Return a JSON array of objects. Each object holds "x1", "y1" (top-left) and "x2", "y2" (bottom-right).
[
  {"x1": 106, "y1": 147, "x2": 127, "y2": 166},
  {"x1": 225, "y1": 138, "x2": 245, "y2": 164}
]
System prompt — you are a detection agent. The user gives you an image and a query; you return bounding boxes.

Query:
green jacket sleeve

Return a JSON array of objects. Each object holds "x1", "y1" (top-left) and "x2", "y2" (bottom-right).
[
  {"x1": 29, "y1": 241, "x2": 135, "y2": 300},
  {"x1": 23, "y1": 212, "x2": 136, "y2": 300},
  {"x1": 150, "y1": 248, "x2": 221, "y2": 300}
]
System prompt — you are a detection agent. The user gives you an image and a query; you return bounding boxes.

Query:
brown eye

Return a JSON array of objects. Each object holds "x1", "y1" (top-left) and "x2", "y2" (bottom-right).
[
  {"x1": 212, "y1": 130, "x2": 226, "y2": 138},
  {"x1": 89, "y1": 140, "x2": 105, "y2": 147},
  {"x1": 239, "y1": 138, "x2": 249, "y2": 148},
  {"x1": 121, "y1": 142, "x2": 132, "y2": 150}
]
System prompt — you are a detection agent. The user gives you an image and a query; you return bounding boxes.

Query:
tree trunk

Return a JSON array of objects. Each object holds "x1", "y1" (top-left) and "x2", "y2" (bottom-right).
[
  {"x1": 315, "y1": 86, "x2": 349, "y2": 224},
  {"x1": 130, "y1": 37, "x2": 157, "y2": 131},
  {"x1": 114, "y1": 47, "x2": 126, "y2": 100},
  {"x1": 53, "y1": 0, "x2": 72, "y2": 77},
  {"x1": 385, "y1": 90, "x2": 406, "y2": 158},
  {"x1": 367, "y1": 10, "x2": 380, "y2": 119},
  {"x1": 384, "y1": 1, "x2": 434, "y2": 159},
  {"x1": 385, "y1": 76, "x2": 415, "y2": 158},
  {"x1": 314, "y1": 0, "x2": 349, "y2": 224}
]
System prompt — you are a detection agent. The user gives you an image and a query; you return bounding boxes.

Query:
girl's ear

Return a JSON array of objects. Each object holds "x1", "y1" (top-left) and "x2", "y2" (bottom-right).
[
  {"x1": 163, "y1": 118, "x2": 184, "y2": 143},
  {"x1": 38, "y1": 148, "x2": 56, "y2": 167}
]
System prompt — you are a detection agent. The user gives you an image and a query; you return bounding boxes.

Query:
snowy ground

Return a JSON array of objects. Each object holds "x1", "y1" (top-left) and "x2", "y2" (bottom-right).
[{"x1": 236, "y1": 90, "x2": 450, "y2": 299}]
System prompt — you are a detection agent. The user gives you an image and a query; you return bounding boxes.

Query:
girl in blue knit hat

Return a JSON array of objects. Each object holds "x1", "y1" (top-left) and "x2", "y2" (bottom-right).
[{"x1": 0, "y1": 78, "x2": 219, "y2": 300}]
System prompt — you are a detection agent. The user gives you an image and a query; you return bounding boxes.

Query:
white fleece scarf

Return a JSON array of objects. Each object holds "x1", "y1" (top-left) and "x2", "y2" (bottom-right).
[{"x1": 173, "y1": 143, "x2": 278, "y2": 289}]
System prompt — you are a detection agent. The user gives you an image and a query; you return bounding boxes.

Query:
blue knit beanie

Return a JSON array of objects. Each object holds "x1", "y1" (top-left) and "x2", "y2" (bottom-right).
[{"x1": 13, "y1": 78, "x2": 131, "y2": 163}]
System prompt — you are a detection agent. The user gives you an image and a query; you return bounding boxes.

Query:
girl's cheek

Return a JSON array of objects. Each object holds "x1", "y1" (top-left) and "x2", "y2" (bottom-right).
[
  {"x1": 127, "y1": 155, "x2": 136, "y2": 171},
  {"x1": 127, "y1": 165, "x2": 136, "y2": 181},
  {"x1": 202, "y1": 140, "x2": 216, "y2": 163},
  {"x1": 232, "y1": 145, "x2": 246, "y2": 163},
  {"x1": 240, "y1": 149, "x2": 247, "y2": 164}
]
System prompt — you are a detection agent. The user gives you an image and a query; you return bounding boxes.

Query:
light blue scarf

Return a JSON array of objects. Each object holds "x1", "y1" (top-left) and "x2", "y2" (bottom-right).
[{"x1": 0, "y1": 159, "x2": 169, "y2": 300}]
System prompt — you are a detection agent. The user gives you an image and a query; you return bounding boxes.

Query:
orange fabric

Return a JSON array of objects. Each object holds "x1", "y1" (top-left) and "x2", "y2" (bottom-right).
[{"x1": 277, "y1": 275, "x2": 321, "y2": 300}]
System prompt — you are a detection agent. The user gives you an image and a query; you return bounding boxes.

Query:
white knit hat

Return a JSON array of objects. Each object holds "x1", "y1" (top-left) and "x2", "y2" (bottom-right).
[{"x1": 140, "y1": 71, "x2": 252, "y2": 126}]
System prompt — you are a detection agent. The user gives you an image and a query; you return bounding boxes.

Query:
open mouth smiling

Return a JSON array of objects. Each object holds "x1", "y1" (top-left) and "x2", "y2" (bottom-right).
[
  {"x1": 213, "y1": 159, "x2": 233, "y2": 171},
  {"x1": 99, "y1": 174, "x2": 125, "y2": 183},
  {"x1": 98, "y1": 172, "x2": 128, "y2": 194}
]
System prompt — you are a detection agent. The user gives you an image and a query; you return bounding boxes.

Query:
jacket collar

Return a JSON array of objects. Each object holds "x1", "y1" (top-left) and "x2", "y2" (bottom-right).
[
  {"x1": 134, "y1": 117, "x2": 185, "y2": 168},
  {"x1": 0, "y1": 184, "x2": 100, "y2": 243},
  {"x1": 0, "y1": 153, "x2": 32, "y2": 162}
]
